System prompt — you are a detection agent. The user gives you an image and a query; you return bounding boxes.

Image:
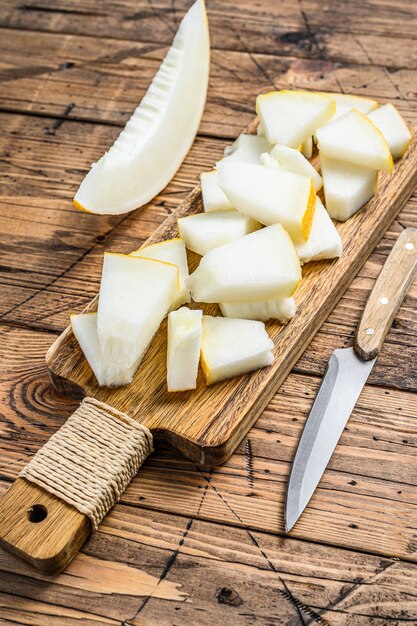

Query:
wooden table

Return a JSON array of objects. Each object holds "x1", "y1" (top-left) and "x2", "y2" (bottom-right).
[{"x1": 0, "y1": 0, "x2": 416, "y2": 623}]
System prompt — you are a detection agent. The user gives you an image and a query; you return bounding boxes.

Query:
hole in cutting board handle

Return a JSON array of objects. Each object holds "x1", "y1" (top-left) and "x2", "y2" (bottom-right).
[{"x1": 27, "y1": 504, "x2": 48, "y2": 523}]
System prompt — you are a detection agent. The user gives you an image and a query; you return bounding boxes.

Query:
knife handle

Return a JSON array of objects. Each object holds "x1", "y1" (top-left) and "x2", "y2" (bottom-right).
[{"x1": 354, "y1": 228, "x2": 417, "y2": 361}]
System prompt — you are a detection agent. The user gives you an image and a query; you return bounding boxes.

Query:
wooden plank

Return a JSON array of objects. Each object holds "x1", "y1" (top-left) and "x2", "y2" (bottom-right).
[
  {"x1": 0, "y1": 499, "x2": 416, "y2": 624},
  {"x1": 0, "y1": 28, "x2": 416, "y2": 135},
  {"x1": 1, "y1": 325, "x2": 416, "y2": 560},
  {"x1": 0, "y1": 0, "x2": 416, "y2": 68}
]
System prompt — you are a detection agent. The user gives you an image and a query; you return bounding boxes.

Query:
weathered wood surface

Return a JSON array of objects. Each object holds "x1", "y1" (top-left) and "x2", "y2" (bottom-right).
[{"x1": 0, "y1": 0, "x2": 417, "y2": 622}]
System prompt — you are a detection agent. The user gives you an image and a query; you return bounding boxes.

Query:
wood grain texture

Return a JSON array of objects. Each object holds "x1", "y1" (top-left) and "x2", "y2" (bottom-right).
[
  {"x1": 46, "y1": 126, "x2": 417, "y2": 466},
  {"x1": 1, "y1": 0, "x2": 417, "y2": 619},
  {"x1": 2, "y1": 500, "x2": 417, "y2": 625},
  {"x1": 355, "y1": 227, "x2": 417, "y2": 360}
]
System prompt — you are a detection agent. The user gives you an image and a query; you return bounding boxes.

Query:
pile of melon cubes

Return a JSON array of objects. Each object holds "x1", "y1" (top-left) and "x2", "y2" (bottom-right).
[{"x1": 72, "y1": 90, "x2": 411, "y2": 391}]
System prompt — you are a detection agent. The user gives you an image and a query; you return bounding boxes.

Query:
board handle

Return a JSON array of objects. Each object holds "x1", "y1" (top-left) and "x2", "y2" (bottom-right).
[
  {"x1": 354, "y1": 228, "x2": 417, "y2": 361},
  {"x1": 0, "y1": 398, "x2": 153, "y2": 573}
]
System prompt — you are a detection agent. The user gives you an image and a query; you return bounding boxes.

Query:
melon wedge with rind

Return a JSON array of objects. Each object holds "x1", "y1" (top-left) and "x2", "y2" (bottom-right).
[
  {"x1": 295, "y1": 197, "x2": 342, "y2": 264},
  {"x1": 219, "y1": 298, "x2": 295, "y2": 323},
  {"x1": 97, "y1": 253, "x2": 178, "y2": 386},
  {"x1": 316, "y1": 109, "x2": 393, "y2": 173},
  {"x1": 320, "y1": 154, "x2": 378, "y2": 221},
  {"x1": 187, "y1": 224, "x2": 301, "y2": 303},
  {"x1": 324, "y1": 92, "x2": 378, "y2": 120},
  {"x1": 267, "y1": 144, "x2": 322, "y2": 191},
  {"x1": 368, "y1": 103, "x2": 411, "y2": 160},
  {"x1": 256, "y1": 90, "x2": 335, "y2": 147},
  {"x1": 167, "y1": 307, "x2": 202, "y2": 391},
  {"x1": 201, "y1": 316, "x2": 275, "y2": 385},
  {"x1": 201, "y1": 170, "x2": 233, "y2": 212},
  {"x1": 130, "y1": 238, "x2": 190, "y2": 310},
  {"x1": 217, "y1": 161, "x2": 316, "y2": 242},
  {"x1": 74, "y1": 0, "x2": 210, "y2": 215},
  {"x1": 178, "y1": 210, "x2": 261, "y2": 256}
]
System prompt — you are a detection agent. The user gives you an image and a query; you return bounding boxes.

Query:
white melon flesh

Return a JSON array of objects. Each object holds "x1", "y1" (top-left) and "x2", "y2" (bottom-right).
[
  {"x1": 220, "y1": 298, "x2": 295, "y2": 323},
  {"x1": 217, "y1": 161, "x2": 316, "y2": 242},
  {"x1": 178, "y1": 210, "x2": 260, "y2": 256},
  {"x1": 167, "y1": 307, "x2": 202, "y2": 391},
  {"x1": 97, "y1": 253, "x2": 178, "y2": 385},
  {"x1": 368, "y1": 103, "x2": 411, "y2": 160},
  {"x1": 221, "y1": 134, "x2": 270, "y2": 164},
  {"x1": 74, "y1": 0, "x2": 210, "y2": 215},
  {"x1": 201, "y1": 316, "x2": 275, "y2": 385},
  {"x1": 201, "y1": 170, "x2": 233, "y2": 212},
  {"x1": 130, "y1": 238, "x2": 190, "y2": 310},
  {"x1": 301, "y1": 136, "x2": 313, "y2": 158},
  {"x1": 256, "y1": 90, "x2": 335, "y2": 147},
  {"x1": 316, "y1": 109, "x2": 393, "y2": 173},
  {"x1": 268, "y1": 144, "x2": 322, "y2": 191},
  {"x1": 71, "y1": 313, "x2": 106, "y2": 387},
  {"x1": 187, "y1": 224, "x2": 301, "y2": 303},
  {"x1": 295, "y1": 198, "x2": 342, "y2": 263},
  {"x1": 320, "y1": 154, "x2": 378, "y2": 221},
  {"x1": 325, "y1": 93, "x2": 378, "y2": 120}
]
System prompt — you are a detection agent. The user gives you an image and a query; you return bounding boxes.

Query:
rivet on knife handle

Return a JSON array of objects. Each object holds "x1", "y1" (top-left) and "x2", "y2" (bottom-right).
[{"x1": 354, "y1": 228, "x2": 417, "y2": 361}]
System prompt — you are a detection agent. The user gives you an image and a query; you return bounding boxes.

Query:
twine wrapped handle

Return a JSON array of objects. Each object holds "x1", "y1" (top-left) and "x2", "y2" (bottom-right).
[{"x1": 0, "y1": 398, "x2": 153, "y2": 573}]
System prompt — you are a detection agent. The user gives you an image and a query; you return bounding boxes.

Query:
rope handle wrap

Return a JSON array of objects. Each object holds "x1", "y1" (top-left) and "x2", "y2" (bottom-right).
[{"x1": 20, "y1": 397, "x2": 153, "y2": 529}]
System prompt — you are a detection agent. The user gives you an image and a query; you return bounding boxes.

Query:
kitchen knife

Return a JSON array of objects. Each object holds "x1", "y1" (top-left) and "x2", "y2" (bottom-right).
[{"x1": 285, "y1": 227, "x2": 417, "y2": 533}]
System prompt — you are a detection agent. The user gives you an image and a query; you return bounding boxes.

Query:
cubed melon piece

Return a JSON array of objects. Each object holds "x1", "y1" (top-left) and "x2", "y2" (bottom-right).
[
  {"x1": 97, "y1": 253, "x2": 178, "y2": 385},
  {"x1": 316, "y1": 109, "x2": 393, "y2": 173},
  {"x1": 201, "y1": 170, "x2": 234, "y2": 212},
  {"x1": 201, "y1": 316, "x2": 274, "y2": 384},
  {"x1": 295, "y1": 197, "x2": 342, "y2": 263},
  {"x1": 167, "y1": 307, "x2": 202, "y2": 392},
  {"x1": 219, "y1": 298, "x2": 295, "y2": 323},
  {"x1": 217, "y1": 161, "x2": 316, "y2": 242},
  {"x1": 368, "y1": 103, "x2": 411, "y2": 160},
  {"x1": 187, "y1": 224, "x2": 301, "y2": 303},
  {"x1": 320, "y1": 154, "x2": 378, "y2": 221},
  {"x1": 178, "y1": 210, "x2": 261, "y2": 256},
  {"x1": 256, "y1": 90, "x2": 335, "y2": 147},
  {"x1": 130, "y1": 238, "x2": 190, "y2": 310}
]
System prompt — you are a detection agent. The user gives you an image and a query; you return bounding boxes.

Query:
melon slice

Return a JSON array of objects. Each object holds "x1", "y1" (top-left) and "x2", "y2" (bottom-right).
[
  {"x1": 167, "y1": 307, "x2": 202, "y2": 391},
  {"x1": 201, "y1": 316, "x2": 274, "y2": 385},
  {"x1": 187, "y1": 224, "x2": 301, "y2": 303},
  {"x1": 320, "y1": 154, "x2": 378, "y2": 221},
  {"x1": 368, "y1": 103, "x2": 411, "y2": 160},
  {"x1": 219, "y1": 298, "x2": 295, "y2": 323},
  {"x1": 74, "y1": 0, "x2": 210, "y2": 215},
  {"x1": 130, "y1": 238, "x2": 190, "y2": 310},
  {"x1": 295, "y1": 198, "x2": 342, "y2": 263},
  {"x1": 221, "y1": 134, "x2": 270, "y2": 164},
  {"x1": 97, "y1": 253, "x2": 178, "y2": 385},
  {"x1": 201, "y1": 170, "x2": 233, "y2": 212},
  {"x1": 71, "y1": 313, "x2": 105, "y2": 387},
  {"x1": 256, "y1": 90, "x2": 335, "y2": 147},
  {"x1": 325, "y1": 93, "x2": 378, "y2": 120},
  {"x1": 178, "y1": 210, "x2": 260, "y2": 256},
  {"x1": 316, "y1": 109, "x2": 393, "y2": 172},
  {"x1": 267, "y1": 144, "x2": 322, "y2": 191},
  {"x1": 217, "y1": 161, "x2": 316, "y2": 242}
]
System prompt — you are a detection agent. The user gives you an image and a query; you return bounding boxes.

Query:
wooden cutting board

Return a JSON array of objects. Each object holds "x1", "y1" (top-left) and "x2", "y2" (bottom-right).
[
  {"x1": 1, "y1": 122, "x2": 417, "y2": 574},
  {"x1": 47, "y1": 123, "x2": 417, "y2": 466}
]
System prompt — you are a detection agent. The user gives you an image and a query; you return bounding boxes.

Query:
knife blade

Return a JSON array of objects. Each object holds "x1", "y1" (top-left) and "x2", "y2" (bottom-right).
[{"x1": 285, "y1": 227, "x2": 417, "y2": 533}]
